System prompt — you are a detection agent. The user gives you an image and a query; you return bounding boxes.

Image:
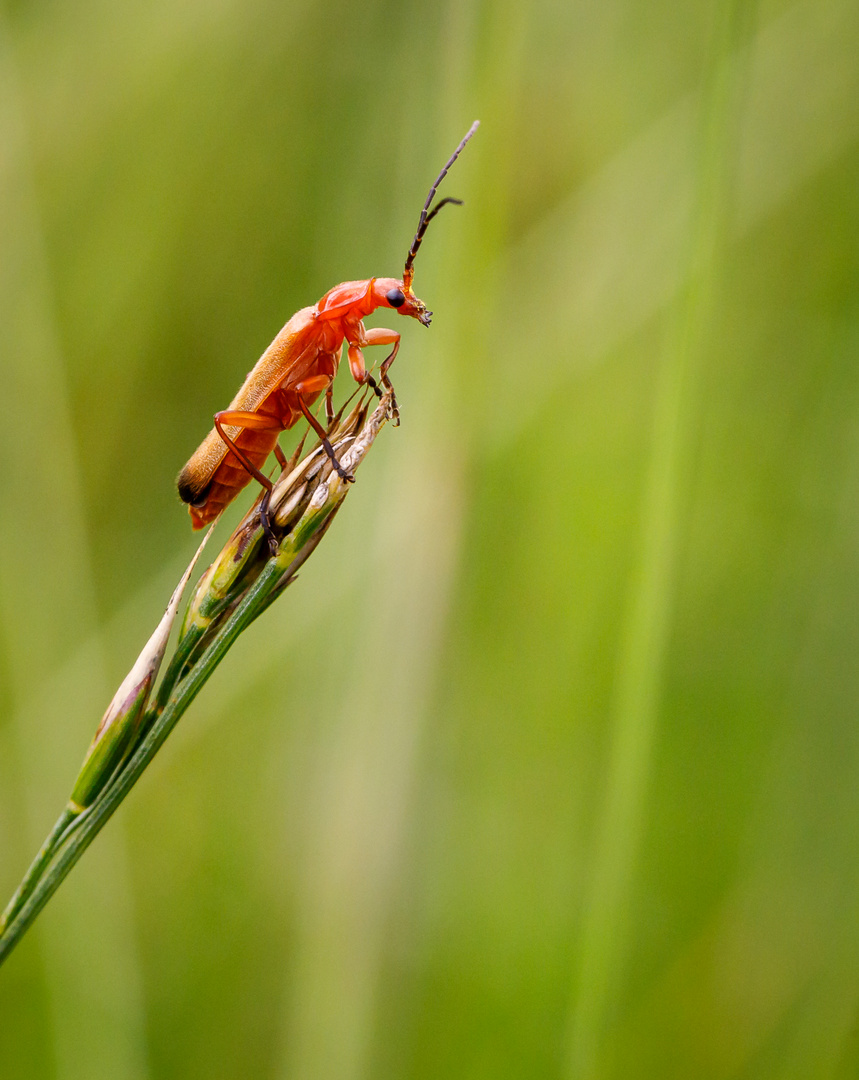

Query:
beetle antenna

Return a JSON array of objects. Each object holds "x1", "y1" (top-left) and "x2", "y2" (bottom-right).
[{"x1": 403, "y1": 120, "x2": 479, "y2": 291}]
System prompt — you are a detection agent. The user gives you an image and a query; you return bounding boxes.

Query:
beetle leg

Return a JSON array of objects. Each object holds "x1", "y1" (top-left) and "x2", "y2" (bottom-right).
[
  {"x1": 347, "y1": 344, "x2": 382, "y2": 398},
  {"x1": 258, "y1": 493, "x2": 279, "y2": 557},
  {"x1": 213, "y1": 411, "x2": 278, "y2": 490},
  {"x1": 358, "y1": 328, "x2": 401, "y2": 423},
  {"x1": 214, "y1": 410, "x2": 282, "y2": 556},
  {"x1": 325, "y1": 384, "x2": 334, "y2": 426},
  {"x1": 380, "y1": 340, "x2": 399, "y2": 379},
  {"x1": 291, "y1": 373, "x2": 331, "y2": 396},
  {"x1": 293, "y1": 387, "x2": 354, "y2": 484},
  {"x1": 348, "y1": 338, "x2": 398, "y2": 423},
  {"x1": 274, "y1": 443, "x2": 288, "y2": 469}
]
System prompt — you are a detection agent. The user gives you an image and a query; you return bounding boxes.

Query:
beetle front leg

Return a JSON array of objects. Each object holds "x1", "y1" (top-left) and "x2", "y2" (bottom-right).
[
  {"x1": 347, "y1": 344, "x2": 383, "y2": 399},
  {"x1": 349, "y1": 327, "x2": 401, "y2": 423}
]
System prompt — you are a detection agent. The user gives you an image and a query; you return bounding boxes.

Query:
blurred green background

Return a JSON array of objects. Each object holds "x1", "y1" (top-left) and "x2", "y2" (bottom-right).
[{"x1": 1, "y1": 0, "x2": 859, "y2": 1076}]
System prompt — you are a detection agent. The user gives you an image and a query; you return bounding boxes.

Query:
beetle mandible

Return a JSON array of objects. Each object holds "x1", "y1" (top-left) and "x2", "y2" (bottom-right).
[{"x1": 177, "y1": 121, "x2": 479, "y2": 549}]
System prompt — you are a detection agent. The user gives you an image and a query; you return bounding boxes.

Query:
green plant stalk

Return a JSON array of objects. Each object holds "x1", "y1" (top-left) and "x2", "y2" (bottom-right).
[
  {"x1": 0, "y1": 556, "x2": 283, "y2": 964},
  {"x1": 0, "y1": 394, "x2": 390, "y2": 966},
  {"x1": 0, "y1": 540, "x2": 211, "y2": 931},
  {"x1": 0, "y1": 808, "x2": 77, "y2": 934}
]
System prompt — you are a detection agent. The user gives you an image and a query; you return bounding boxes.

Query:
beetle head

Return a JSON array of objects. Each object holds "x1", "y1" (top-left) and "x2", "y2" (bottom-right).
[{"x1": 376, "y1": 277, "x2": 432, "y2": 326}]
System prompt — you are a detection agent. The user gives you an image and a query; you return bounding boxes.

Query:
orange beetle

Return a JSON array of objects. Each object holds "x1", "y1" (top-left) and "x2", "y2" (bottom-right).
[{"x1": 177, "y1": 122, "x2": 479, "y2": 548}]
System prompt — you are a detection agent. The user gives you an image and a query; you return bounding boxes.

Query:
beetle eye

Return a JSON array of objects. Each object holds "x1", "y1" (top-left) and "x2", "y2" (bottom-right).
[{"x1": 386, "y1": 287, "x2": 406, "y2": 308}]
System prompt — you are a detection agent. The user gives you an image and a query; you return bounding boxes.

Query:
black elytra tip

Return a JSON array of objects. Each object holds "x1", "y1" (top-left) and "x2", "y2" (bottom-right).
[
  {"x1": 177, "y1": 473, "x2": 210, "y2": 507},
  {"x1": 386, "y1": 287, "x2": 406, "y2": 308}
]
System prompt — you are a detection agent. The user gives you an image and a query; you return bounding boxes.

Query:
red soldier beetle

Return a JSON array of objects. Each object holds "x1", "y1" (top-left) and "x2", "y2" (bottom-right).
[{"x1": 177, "y1": 121, "x2": 479, "y2": 553}]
